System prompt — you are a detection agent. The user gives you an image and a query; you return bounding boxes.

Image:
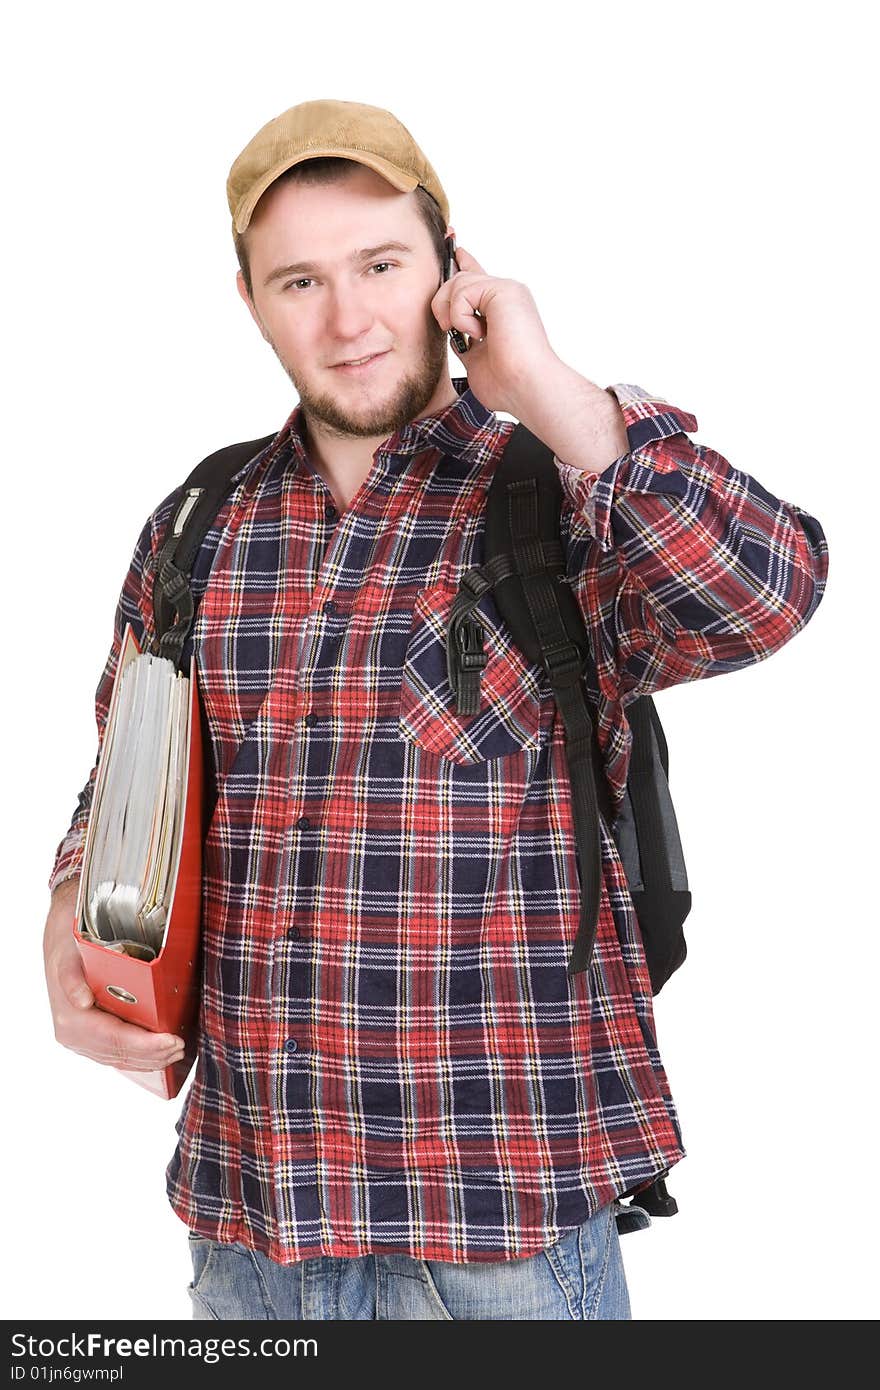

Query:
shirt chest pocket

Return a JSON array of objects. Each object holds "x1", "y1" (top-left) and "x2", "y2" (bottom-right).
[{"x1": 398, "y1": 580, "x2": 554, "y2": 765}]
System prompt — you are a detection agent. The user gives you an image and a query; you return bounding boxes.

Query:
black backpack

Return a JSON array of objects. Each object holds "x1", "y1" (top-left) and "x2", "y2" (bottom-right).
[{"x1": 152, "y1": 422, "x2": 691, "y2": 1225}]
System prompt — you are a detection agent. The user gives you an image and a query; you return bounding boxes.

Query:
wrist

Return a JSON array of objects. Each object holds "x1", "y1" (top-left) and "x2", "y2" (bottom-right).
[
  {"x1": 508, "y1": 351, "x2": 569, "y2": 421},
  {"x1": 511, "y1": 360, "x2": 628, "y2": 474}
]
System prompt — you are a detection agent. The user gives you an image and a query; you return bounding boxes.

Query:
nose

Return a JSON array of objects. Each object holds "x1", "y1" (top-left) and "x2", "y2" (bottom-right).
[{"x1": 326, "y1": 284, "x2": 375, "y2": 347}]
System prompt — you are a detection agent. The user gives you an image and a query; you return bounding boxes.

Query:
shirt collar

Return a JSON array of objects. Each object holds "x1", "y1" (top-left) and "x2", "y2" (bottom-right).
[{"x1": 280, "y1": 375, "x2": 498, "y2": 478}]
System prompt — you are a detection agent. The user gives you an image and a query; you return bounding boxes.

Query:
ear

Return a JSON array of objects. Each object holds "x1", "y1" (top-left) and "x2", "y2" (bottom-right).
[{"x1": 236, "y1": 270, "x2": 271, "y2": 342}]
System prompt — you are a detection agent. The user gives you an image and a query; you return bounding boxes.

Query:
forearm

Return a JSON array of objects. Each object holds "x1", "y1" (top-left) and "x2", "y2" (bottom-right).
[
  {"x1": 509, "y1": 357, "x2": 630, "y2": 475},
  {"x1": 51, "y1": 875, "x2": 80, "y2": 910}
]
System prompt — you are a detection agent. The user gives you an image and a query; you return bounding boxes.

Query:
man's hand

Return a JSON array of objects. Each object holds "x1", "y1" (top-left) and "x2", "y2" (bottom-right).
[
  {"x1": 430, "y1": 244, "x2": 629, "y2": 474},
  {"x1": 430, "y1": 245, "x2": 562, "y2": 416},
  {"x1": 43, "y1": 878, "x2": 186, "y2": 1073}
]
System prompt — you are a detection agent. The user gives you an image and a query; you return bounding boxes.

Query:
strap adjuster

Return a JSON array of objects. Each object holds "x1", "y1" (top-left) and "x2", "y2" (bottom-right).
[
  {"x1": 448, "y1": 618, "x2": 487, "y2": 715},
  {"x1": 455, "y1": 619, "x2": 488, "y2": 670},
  {"x1": 542, "y1": 641, "x2": 584, "y2": 681}
]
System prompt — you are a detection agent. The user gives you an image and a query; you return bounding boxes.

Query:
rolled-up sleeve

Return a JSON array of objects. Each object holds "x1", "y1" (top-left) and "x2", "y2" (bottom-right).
[
  {"x1": 554, "y1": 383, "x2": 830, "y2": 703},
  {"x1": 47, "y1": 512, "x2": 159, "y2": 895}
]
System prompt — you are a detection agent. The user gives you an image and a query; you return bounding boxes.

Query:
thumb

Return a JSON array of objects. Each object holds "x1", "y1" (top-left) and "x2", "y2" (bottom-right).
[
  {"x1": 59, "y1": 957, "x2": 95, "y2": 1009},
  {"x1": 69, "y1": 980, "x2": 95, "y2": 1009}
]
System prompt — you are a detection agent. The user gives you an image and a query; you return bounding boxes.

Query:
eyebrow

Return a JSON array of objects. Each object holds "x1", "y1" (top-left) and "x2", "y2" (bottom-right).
[{"x1": 263, "y1": 241, "x2": 416, "y2": 288}]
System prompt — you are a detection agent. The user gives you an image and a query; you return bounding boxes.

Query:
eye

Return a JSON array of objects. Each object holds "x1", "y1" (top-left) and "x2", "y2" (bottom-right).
[{"x1": 281, "y1": 262, "x2": 395, "y2": 293}]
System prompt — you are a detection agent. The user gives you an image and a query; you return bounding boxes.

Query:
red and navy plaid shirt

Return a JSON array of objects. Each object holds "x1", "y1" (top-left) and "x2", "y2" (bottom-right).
[{"x1": 50, "y1": 377, "x2": 829, "y2": 1263}]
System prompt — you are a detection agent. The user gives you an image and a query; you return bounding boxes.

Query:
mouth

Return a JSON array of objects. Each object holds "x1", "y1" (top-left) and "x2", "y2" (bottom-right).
[{"x1": 331, "y1": 350, "x2": 391, "y2": 375}]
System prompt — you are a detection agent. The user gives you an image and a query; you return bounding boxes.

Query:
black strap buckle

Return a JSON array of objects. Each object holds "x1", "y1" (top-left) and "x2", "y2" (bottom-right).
[
  {"x1": 455, "y1": 618, "x2": 488, "y2": 670},
  {"x1": 448, "y1": 618, "x2": 487, "y2": 716},
  {"x1": 542, "y1": 640, "x2": 584, "y2": 683},
  {"x1": 623, "y1": 1174, "x2": 678, "y2": 1218}
]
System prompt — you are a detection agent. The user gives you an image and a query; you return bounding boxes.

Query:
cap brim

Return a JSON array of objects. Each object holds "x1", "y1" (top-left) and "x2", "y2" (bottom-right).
[{"x1": 233, "y1": 148, "x2": 420, "y2": 233}]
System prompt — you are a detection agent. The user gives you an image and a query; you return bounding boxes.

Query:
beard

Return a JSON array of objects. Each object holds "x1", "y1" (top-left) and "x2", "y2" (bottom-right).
[{"x1": 268, "y1": 303, "x2": 451, "y2": 443}]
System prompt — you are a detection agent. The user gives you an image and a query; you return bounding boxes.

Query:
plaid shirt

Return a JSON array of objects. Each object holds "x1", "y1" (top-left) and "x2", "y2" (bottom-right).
[{"x1": 49, "y1": 377, "x2": 828, "y2": 1264}]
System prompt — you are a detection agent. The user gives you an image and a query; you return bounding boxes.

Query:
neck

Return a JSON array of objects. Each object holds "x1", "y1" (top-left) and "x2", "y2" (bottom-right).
[{"x1": 302, "y1": 375, "x2": 460, "y2": 510}]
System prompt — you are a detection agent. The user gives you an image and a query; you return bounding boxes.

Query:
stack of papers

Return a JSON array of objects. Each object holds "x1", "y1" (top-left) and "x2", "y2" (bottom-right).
[{"x1": 80, "y1": 648, "x2": 192, "y2": 961}]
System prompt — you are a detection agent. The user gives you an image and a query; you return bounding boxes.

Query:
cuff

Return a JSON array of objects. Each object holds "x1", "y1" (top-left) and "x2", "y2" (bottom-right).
[
  {"x1": 48, "y1": 829, "x2": 87, "y2": 897},
  {"x1": 553, "y1": 383, "x2": 699, "y2": 552},
  {"x1": 603, "y1": 382, "x2": 699, "y2": 453}
]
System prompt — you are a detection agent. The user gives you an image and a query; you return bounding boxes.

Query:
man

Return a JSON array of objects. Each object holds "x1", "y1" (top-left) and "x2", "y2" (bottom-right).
[{"x1": 43, "y1": 99, "x2": 829, "y2": 1320}]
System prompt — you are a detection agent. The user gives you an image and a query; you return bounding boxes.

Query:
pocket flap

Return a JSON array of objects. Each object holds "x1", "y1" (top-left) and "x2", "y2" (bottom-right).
[{"x1": 399, "y1": 581, "x2": 553, "y2": 764}]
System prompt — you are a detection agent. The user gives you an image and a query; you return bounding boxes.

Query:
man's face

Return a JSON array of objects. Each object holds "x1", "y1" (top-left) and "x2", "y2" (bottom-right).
[{"x1": 237, "y1": 165, "x2": 452, "y2": 441}]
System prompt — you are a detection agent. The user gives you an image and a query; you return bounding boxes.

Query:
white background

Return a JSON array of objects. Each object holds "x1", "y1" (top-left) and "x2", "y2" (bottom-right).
[{"x1": 5, "y1": 0, "x2": 874, "y2": 1322}]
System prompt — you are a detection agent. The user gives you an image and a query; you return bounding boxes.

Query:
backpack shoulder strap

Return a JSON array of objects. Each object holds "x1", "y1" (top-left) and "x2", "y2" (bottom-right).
[
  {"x1": 152, "y1": 432, "x2": 277, "y2": 667},
  {"x1": 447, "y1": 421, "x2": 611, "y2": 977},
  {"x1": 447, "y1": 422, "x2": 692, "y2": 993}
]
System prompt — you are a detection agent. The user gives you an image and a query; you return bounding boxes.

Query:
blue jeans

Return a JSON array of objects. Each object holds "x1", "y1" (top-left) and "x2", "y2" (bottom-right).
[{"x1": 187, "y1": 1200, "x2": 634, "y2": 1320}]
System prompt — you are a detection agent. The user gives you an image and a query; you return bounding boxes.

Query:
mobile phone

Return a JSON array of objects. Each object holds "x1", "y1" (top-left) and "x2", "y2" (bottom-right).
[{"x1": 443, "y1": 234, "x2": 471, "y2": 354}]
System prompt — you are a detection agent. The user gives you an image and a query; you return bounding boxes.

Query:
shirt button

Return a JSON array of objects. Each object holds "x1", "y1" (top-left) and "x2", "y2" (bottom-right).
[
  {"x1": 325, "y1": 502, "x2": 338, "y2": 520},
  {"x1": 287, "y1": 926, "x2": 301, "y2": 940},
  {"x1": 284, "y1": 1038, "x2": 299, "y2": 1053},
  {"x1": 304, "y1": 711, "x2": 319, "y2": 727},
  {"x1": 323, "y1": 599, "x2": 337, "y2": 614},
  {"x1": 296, "y1": 815, "x2": 311, "y2": 830}
]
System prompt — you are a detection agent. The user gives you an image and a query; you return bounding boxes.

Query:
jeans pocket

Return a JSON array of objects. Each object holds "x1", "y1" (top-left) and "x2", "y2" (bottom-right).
[
  {"x1": 187, "y1": 1232, "x2": 213, "y2": 1290},
  {"x1": 186, "y1": 1234, "x2": 275, "y2": 1320},
  {"x1": 543, "y1": 1202, "x2": 631, "y2": 1319}
]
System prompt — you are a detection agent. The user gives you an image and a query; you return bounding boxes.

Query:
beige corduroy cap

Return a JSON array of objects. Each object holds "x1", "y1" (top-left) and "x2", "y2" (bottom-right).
[{"x1": 227, "y1": 98, "x2": 450, "y2": 236}]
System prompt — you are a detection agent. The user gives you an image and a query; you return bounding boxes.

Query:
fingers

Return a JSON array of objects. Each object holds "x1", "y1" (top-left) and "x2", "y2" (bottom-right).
[
  {"x1": 433, "y1": 284, "x2": 485, "y2": 341},
  {"x1": 452, "y1": 245, "x2": 485, "y2": 274},
  {"x1": 58, "y1": 999, "x2": 187, "y2": 1073},
  {"x1": 451, "y1": 298, "x2": 485, "y2": 340},
  {"x1": 86, "y1": 1008, "x2": 188, "y2": 1072},
  {"x1": 45, "y1": 898, "x2": 188, "y2": 1074}
]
